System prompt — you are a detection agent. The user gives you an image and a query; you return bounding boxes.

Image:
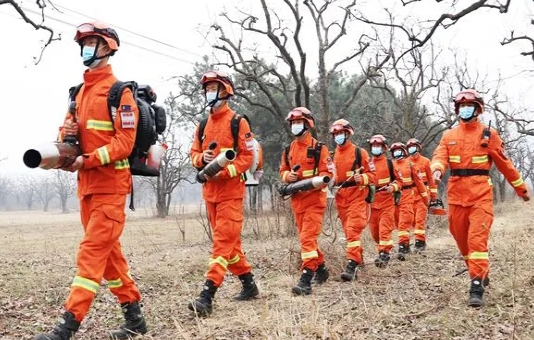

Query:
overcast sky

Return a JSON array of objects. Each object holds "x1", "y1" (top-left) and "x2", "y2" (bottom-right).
[{"x1": 1, "y1": 0, "x2": 533, "y2": 176}]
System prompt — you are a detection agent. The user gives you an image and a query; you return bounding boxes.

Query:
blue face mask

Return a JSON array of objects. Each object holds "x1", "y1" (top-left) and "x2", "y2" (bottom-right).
[
  {"x1": 206, "y1": 91, "x2": 222, "y2": 108},
  {"x1": 393, "y1": 150, "x2": 403, "y2": 159},
  {"x1": 334, "y1": 134, "x2": 346, "y2": 145},
  {"x1": 408, "y1": 146, "x2": 417, "y2": 155},
  {"x1": 82, "y1": 46, "x2": 101, "y2": 69},
  {"x1": 371, "y1": 146, "x2": 383, "y2": 156},
  {"x1": 458, "y1": 106, "x2": 476, "y2": 121},
  {"x1": 291, "y1": 123, "x2": 304, "y2": 136}
]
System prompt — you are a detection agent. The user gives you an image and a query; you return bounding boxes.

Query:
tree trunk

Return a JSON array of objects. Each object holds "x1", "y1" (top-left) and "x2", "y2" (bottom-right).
[
  {"x1": 61, "y1": 197, "x2": 68, "y2": 213},
  {"x1": 257, "y1": 184, "x2": 263, "y2": 213}
]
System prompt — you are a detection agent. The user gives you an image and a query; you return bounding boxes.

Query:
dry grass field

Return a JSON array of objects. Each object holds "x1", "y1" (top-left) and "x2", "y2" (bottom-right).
[{"x1": 1, "y1": 200, "x2": 533, "y2": 340}]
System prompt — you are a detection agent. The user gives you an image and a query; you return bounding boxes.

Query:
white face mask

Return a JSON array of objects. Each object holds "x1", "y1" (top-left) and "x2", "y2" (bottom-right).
[
  {"x1": 408, "y1": 146, "x2": 417, "y2": 155},
  {"x1": 371, "y1": 146, "x2": 383, "y2": 156},
  {"x1": 206, "y1": 91, "x2": 222, "y2": 108},
  {"x1": 458, "y1": 106, "x2": 475, "y2": 121},
  {"x1": 291, "y1": 123, "x2": 304, "y2": 136},
  {"x1": 82, "y1": 46, "x2": 101, "y2": 69}
]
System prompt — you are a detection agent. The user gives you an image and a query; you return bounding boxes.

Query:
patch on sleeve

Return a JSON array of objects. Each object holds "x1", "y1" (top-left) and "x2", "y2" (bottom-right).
[
  {"x1": 245, "y1": 139, "x2": 255, "y2": 151},
  {"x1": 120, "y1": 110, "x2": 135, "y2": 129},
  {"x1": 245, "y1": 132, "x2": 252, "y2": 139},
  {"x1": 368, "y1": 160, "x2": 376, "y2": 172},
  {"x1": 121, "y1": 105, "x2": 132, "y2": 111}
]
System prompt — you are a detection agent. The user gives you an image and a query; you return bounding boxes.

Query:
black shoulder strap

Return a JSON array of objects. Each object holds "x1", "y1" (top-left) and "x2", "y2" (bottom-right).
[
  {"x1": 350, "y1": 147, "x2": 362, "y2": 172},
  {"x1": 68, "y1": 83, "x2": 84, "y2": 102},
  {"x1": 313, "y1": 141, "x2": 324, "y2": 176},
  {"x1": 231, "y1": 114, "x2": 246, "y2": 150},
  {"x1": 387, "y1": 158, "x2": 395, "y2": 182},
  {"x1": 107, "y1": 80, "x2": 136, "y2": 123},
  {"x1": 197, "y1": 118, "x2": 208, "y2": 146}
]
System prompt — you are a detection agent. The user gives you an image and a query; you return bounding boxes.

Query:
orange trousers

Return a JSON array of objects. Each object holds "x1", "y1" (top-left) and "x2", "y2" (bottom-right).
[
  {"x1": 395, "y1": 191, "x2": 415, "y2": 245},
  {"x1": 65, "y1": 194, "x2": 141, "y2": 322},
  {"x1": 369, "y1": 206, "x2": 395, "y2": 254},
  {"x1": 337, "y1": 202, "x2": 368, "y2": 264},
  {"x1": 293, "y1": 206, "x2": 326, "y2": 271},
  {"x1": 413, "y1": 196, "x2": 428, "y2": 242},
  {"x1": 448, "y1": 203, "x2": 493, "y2": 280},
  {"x1": 205, "y1": 199, "x2": 252, "y2": 287}
]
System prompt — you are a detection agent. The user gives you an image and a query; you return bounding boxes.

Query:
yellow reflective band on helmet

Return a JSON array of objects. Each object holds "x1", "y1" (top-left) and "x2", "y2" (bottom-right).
[
  {"x1": 512, "y1": 178, "x2": 524, "y2": 187},
  {"x1": 449, "y1": 155, "x2": 460, "y2": 163},
  {"x1": 208, "y1": 256, "x2": 228, "y2": 269},
  {"x1": 97, "y1": 146, "x2": 110, "y2": 165},
  {"x1": 471, "y1": 155, "x2": 488, "y2": 164},
  {"x1": 301, "y1": 250, "x2": 318, "y2": 260},
  {"x1": 228, "y1": 255, "x2": 240, "y2": 265},
  {"x1": 107, "y1": 278, "x2": 123, "y2": 289},
  {"x1": 72, "y1": 276, "x2": 100, "y2": 293},
  {"x1": 347, "y1": 240, "x2": 361, "y2": 248},
  {"x1": 87, "y1": 119, "x2": 114, "y2": 131}
]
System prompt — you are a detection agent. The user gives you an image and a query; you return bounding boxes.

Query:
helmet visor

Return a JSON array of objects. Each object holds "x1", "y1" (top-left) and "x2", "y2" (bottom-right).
[
  {"x1": 455, "y1": 91, "x2": 478, "y2": 103},
  {"x1": 75, "y1": 23, "x2": 119, "y2": 45},
  {"x1": 201, "y1": 71, "x2": 230, "y2": 85}
]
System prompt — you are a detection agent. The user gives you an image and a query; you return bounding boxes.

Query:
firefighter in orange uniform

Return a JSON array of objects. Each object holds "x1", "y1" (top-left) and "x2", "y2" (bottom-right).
[
  {"x1": 407, "y1": 138, "x2": 437, "y2": 252},
  {"x1": 330, "y1": 119, "x2": 376, "y2": 281},
  {"x1": 189, "y1": 71, "x2": 259, "y2": 315},
  {"x1": 389, "y1": 142, "x2": 429, "y2": 260},
  {"x1": 367, "y1": 135, "x2": 400, "y2": 268},
  {"x1": 431, "y1": 89, "x2": 530, "y2": 307},
  {"x1": 280, "y1": 107, "x2": 333, "y2": 295},
  {"x1": 35, "y1": 22, "x2": 147, "y2": 340}
]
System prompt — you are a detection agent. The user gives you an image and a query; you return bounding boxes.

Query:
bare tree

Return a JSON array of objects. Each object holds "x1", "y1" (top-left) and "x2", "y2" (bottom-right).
[
  {"x1": 501, "y1": 19, "x2": 534, "y2": 61},
  {"x1": 54, "y1": 171, "x2": 76, "y2": 213},
  {"x1": 1, "y1": 0, "x2": 61, "y2": 63},
  {"x1": 16, "y1": 175, "x2": 36, "y2": 210},
  {"x1": 210, "y1": 0, "x2": 390, "y2": 141},
  {"x1": 145, "y1": 97, "x2": 196, "y2": 218},
  {"x1": 35, "y1": 173, "x2": 55, "y2": 212}
]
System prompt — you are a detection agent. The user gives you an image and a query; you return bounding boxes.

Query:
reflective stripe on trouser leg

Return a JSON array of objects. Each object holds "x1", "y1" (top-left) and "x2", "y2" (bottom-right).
[
  {"x1": 378, "y1": 207, "x2": 395, "y2": 253},
  {"x1": 413, "y1": 198, "x2": 428, "y2": 241},
  {"x1": 340, "y1": 201, "x2": 367, "y2": 263},
  {"x1": 65, "y1": 194, "x2": 128, "y2": 322},
  {"x1": 103, "y1": 241, "x2": 142, "y2": 304},
  {"x1": 448, "y1": 204, "x2": 471, "y2": 267},
  {"x1": 467, "y1": 202, "x2": 493, "y2": 279},
  {"x1": 397, "y1": 202, "x2": 414, "y2": 244},
  {"x1": 295, "y1": 207, "x2": 325, "y2": 271},
  {"x1": 206, "y1": 199, "x2": 252, "y2": 286},
  {"x1": 368, "y1": 208, "x2": 381, "y2": 247}
]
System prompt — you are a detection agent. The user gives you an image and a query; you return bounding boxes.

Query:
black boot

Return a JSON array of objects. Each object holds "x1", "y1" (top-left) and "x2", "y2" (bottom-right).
[
  {"x1": 397, "y1": 242, "x2": 410, "y2": 261},
  {"x1": 468, "y1": 278, "x2": 485, "y2": 307},
  {"x1": 313, "y1": 263, "x2": 329, "y2": 284},
  {"x1": 234, "y1": 272, "x2": 259, "y2": 301},
  {"x1": 414, "y1": 240, "x2": 426, "y2": 253},
  {"x1": 340, "y1": 260, "x2": 358, "y2": 282},
  {"x1": 188, "y1": 279, "x2": 217, "y2": 315},
  {"x1": 292, "y1": 268, "x2": 314, "y2": 295},
  {"x1": 374, "y1": 251, "x2": 390, "y2": 268},
  {"x1": 34, "y1": 311, "x2": 80, "y2": 340},
  {"x1": 109, "y1": 301, "x2": 147, "y2": 339}
]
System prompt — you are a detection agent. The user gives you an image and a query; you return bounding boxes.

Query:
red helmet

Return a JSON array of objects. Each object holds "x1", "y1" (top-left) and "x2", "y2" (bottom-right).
[
  {"x1": 390, "y1": 142, "x2": 408, "y2": 157},
  {"x1": 286, "y1": 107, "x2": 315, "y2": 128},
  {"x1": 406, "y1": 138, "x2": 422, "y2": 150},
  {"x1": 454, "y1": 89, "x2": 484, "y2": 114},
  {"x1": 368, "y1": 134, "x2": 388, "y2": 146},
  {"x1": 74, "y1": 21, "x2": 120, "y2": 53},
  {"x1": 329, "y1": 119, "x2": 354, "y2": 136},
  {"x1": 200, "y1": 70, "x2": 235, "y2": 97}
]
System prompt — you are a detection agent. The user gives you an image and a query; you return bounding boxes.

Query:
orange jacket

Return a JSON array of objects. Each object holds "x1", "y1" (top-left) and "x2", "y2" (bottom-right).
[
  {"x1": 190, "y1": 104, "x2": 254, "y2": 203},
  {"x1": 393, "y1": 158, "x2": 428, "y2": 204},
  {"x1": 333, "y1": 142, "x2": 376, "y2": 207},
  {"x1": 431, "y1": 120, "x2": 528, "y2": 206},
  {"x1": 279, "y1": 133, "x2": 333, "y2": 212},
  {"x1": 370, "y1": 155, "x2": 400, "y2": 210},
  {"x1": 409, "y1": 153, "x2": 438, "y2": 200},
  {"x1": 60, "y1": 65, "x2": 137, "y2": 197}
]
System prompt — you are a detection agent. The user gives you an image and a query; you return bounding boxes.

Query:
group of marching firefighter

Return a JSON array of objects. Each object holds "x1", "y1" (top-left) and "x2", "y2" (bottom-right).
[{"x1": 33, "y1": 19, "x2": 530, "y2": 338}]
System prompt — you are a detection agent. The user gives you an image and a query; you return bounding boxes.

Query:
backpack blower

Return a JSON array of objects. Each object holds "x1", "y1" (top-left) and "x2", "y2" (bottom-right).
[
  {"x1": 196, "y1": 142, "x2": 236, "y2": 183},
  {"x1": 277, "y1": 165, "x2": 331, "y2": 197},
  {"x1": 428, "y1": 198, "x2": 447, "y2": 215}
]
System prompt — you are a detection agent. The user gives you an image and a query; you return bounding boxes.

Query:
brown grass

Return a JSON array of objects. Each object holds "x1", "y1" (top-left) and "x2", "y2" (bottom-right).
[{"x1": 1, "y1": 201, "x2": 533, "y2": 339}]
